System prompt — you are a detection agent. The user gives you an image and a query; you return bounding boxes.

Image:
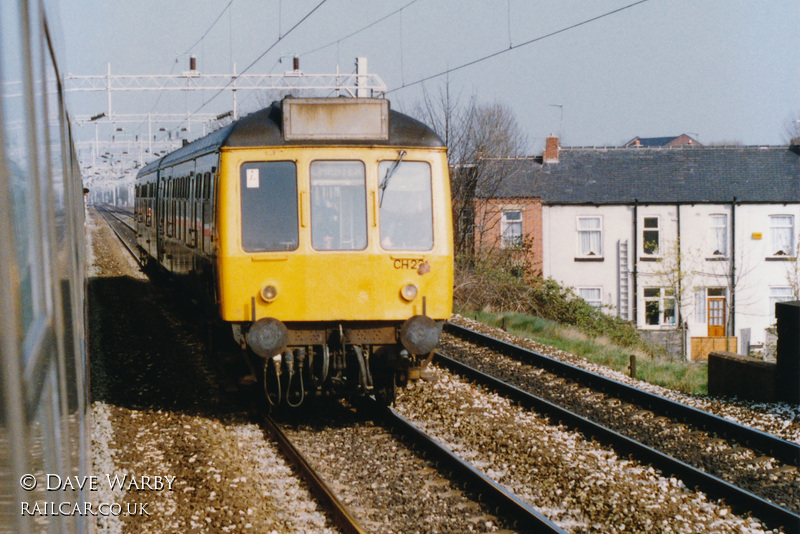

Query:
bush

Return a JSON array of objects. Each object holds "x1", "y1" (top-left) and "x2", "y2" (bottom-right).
[{"x1": 454, "y1": 252, "x2": 643, "y2": 348}]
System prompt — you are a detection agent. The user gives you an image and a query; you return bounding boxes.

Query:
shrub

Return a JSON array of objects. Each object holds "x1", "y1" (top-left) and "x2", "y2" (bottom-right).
[{"x1": 454, "y1": 252, "x2": 643, "y2": 348}]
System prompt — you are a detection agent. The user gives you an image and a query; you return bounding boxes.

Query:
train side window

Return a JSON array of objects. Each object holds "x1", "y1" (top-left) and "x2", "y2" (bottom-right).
[
  {"x1": 310, "y1": 161, "x2": 367, "y2": 251},
  {"x1": 378, "y1": 160, "x2": 434, "y2": 251},
  {"x1": 240, "y1": 161, "x2": 298, "y2": 252},
  {"x1": 1, "y1": 0, "x2": 44, "y2": 339}
]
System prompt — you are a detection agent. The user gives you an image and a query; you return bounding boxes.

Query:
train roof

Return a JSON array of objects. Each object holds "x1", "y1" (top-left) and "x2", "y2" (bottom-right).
[{"x1": 139, "y1": 98, "x2": 444, "y2": 176}]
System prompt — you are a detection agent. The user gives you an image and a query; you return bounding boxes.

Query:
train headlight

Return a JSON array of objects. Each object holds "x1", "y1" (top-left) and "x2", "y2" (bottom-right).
[
  {"x1": 400, "y1": 284, "x2": 418, "y2": 301},
  {"x1": 260, "y1": 284, "x2": 278, "y2": 303}
]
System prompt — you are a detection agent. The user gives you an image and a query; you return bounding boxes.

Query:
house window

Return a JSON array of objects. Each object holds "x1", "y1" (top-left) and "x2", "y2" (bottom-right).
[
  {"x1": 644, "y1": 287, "x2": 676, "y2": 326},
  {"x1": 577, "y1": 216, "x2": 602, "y2": 257},
  {"x1": 769, "y1": 287, "x2": 794, "y2": 317},
  {"x1": 642, "y1": 216, "x2": 660, "y2": 255},
  {"x1": 501, "y1": 209, "x2": 523, "y2": 248},
  {"x1": 770, "y1": 215, "x2": 794, "y2": 256},
  {"x1": 579, "y1": 287, "x2": 603, "y2": 308},
  {"x1": 709, "y1": 214, "x2": 728, "y2": 256},
  {"x1": 694, "y1": 288, "x2": 706, "y2": 323}
]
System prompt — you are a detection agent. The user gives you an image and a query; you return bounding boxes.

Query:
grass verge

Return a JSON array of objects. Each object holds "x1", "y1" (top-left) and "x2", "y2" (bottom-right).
[{"x1": 461, "y1": 309, "x2": 708, "y2": 396}]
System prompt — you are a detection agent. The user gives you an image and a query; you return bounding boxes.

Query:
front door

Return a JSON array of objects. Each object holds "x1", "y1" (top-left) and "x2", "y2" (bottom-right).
[{"x1": 708, "y1": 298, "x2": 726, "y2": 337}]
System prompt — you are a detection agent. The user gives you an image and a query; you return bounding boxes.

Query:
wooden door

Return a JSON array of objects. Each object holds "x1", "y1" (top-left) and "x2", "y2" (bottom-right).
[{"x1": 708, "y1": 298, "x2": 726, "y2": 337}]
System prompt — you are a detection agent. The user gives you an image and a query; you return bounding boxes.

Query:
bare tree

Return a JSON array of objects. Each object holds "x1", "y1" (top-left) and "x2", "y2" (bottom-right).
[
  {"x1": 410, "y1": 81, "x2": 529, "y2": 256},
  {"x1": 783, "y1": 111, "x2": 800, "y2": 144}
]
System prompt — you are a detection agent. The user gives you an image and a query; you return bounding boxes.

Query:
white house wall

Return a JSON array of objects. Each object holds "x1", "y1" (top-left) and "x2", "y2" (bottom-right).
[
  {"x1": 542, "y1": 202, "x2": 800, "y2": 359},
  {"x1": 542, "y1": 204, "x2": 633, "y2": 316}
]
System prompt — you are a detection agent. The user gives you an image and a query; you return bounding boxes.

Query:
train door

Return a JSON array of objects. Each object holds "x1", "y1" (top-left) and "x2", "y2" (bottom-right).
[
  {"x1": 190, "y1": 174, "x2": 199, "y2": 248},
  {"x1": 202, "y1": 171, "x2": 213, "y2": 254}
]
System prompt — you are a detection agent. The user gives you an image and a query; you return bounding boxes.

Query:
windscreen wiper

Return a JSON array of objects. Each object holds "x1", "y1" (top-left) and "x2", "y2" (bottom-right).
[{"x1": 378, "y1": 150, "x2": 406, "y2": 207}]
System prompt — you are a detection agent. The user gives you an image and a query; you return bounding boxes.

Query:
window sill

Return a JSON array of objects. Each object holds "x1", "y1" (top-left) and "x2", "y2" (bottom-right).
[
  {"x1": 705, "y1": 256, "x2": 729, "y2": 262},
  {"x1": 765, "y1": 256, "x2": 797, "y2": 262},
  {"x1": 574, "y1": 257, "x2": 604, "y2": 262},
  {"x1": 639, "y1": 256, "x2": 662, "y2": 262}
]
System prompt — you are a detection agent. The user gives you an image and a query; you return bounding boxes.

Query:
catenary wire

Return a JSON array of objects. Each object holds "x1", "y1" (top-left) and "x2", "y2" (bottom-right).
[
  {"x1": 161, "y1": 0, "x2": 329, "y2": 140},
  {"x1": 387, "y1": 0, "x2": 651, "y2": 94},
  {"x1": 300, "y1": 0, "x2": 419, "y2": 58}
]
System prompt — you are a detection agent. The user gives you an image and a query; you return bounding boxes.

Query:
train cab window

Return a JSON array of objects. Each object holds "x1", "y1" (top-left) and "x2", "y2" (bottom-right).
[
  {"x1": 310, "y1": 161, "x2": 367, "y2": 251},
  {"x1": 240, "y1": 161, "x2": 298, "y2": 251},
  {"x1": 378, "y1": 160, "x2": 433, "y2": 250}
]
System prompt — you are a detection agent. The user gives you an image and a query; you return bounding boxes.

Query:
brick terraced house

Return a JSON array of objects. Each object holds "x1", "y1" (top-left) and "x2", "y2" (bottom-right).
[{"x1": 474, "y1": 137, "x2": 800, "y2": 360}]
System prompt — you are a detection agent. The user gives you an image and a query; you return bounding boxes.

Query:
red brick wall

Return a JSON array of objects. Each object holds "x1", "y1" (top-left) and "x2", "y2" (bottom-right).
[{"x1": 472, "y1": 197, "x2": 543, "y2": 276}]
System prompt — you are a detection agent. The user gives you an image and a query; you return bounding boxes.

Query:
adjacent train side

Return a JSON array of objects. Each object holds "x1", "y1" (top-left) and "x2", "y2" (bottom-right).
[
  {"x1": 0, "y1": 1, "x2": 90, "y2": 533},
  {"x1": 134, "y1": 98, "x2": 454, "y2": 406}
]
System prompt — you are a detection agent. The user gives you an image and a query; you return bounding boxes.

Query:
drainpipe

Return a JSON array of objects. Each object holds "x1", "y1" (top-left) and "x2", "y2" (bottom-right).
[
  {"x1": 677, "y1": 201, "x2": 685, "y2": 359},
  {"x1": 730, "y1": 197, "x2": 736, "y2": 350},
  {"x1": 632, "y1": 200, "x2": 638, "y2": 324}
]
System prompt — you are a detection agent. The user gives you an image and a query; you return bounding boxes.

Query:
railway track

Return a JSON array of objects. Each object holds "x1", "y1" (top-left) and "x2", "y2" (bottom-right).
[
  {"x1": 94, "y1": 207, "x2": 560, "y2": 531},
  {"x1": 95, "y1": 204, "x2": 138, "y2": 257},
  {"x1": 439, "y1": 322, "x2": 800, "y2": 533},
  {"x1": 93, "y1": 208, "x2": 797, "y2": 531},
  {"x1": 271, "y1": 398, "x2": 566, "y2": 533}
]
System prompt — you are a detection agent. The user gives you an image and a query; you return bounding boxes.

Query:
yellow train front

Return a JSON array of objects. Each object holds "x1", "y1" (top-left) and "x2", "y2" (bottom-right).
[{"x1": 135, "y1": 97, "x2": 453, "y2": 406}]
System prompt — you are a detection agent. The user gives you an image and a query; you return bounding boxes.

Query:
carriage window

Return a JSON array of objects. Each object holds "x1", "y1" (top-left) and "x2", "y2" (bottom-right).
[
  {"x1": 310, "y1": 161, "x2": 367, "y2": 250},
  {"x1": 240, "y1": 162, "x2": 298, "y2": 252},
  {"x1": 378, "y1": 160, "x2": 433, "y2": 250}
]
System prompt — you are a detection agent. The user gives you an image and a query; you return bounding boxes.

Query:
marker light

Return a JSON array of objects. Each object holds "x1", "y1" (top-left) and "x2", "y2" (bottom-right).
[
  {"x1": 400, "y1": 284, "x2": 418, "y2": 301},
  {"x1": 260, "y1": 284, "x2": 278, "y2": 302}
]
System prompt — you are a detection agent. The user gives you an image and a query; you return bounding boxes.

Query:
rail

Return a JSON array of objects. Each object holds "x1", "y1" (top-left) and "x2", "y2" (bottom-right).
[
  {"x1": 434, "y1": 351, "x2": 800, "y2": 534},
  {"x1": 445, "y1": 322, "x2": 800, "y2": 468},
  {"x1": 263, "y1": 416, "x2": 368, "y2": 534},
  {"x1": 377, "y1": 404, "x2": 567, "y2": 533}
]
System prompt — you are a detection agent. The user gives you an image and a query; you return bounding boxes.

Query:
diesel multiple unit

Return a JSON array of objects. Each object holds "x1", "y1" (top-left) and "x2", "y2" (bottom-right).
[{"x1": 135, "y1": 97, "x2": 453, "y2": 406}]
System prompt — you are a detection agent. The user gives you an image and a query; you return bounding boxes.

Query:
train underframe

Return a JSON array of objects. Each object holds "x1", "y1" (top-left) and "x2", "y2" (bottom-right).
[{"x1": 231, "y1": 317, "x2": 443, "y2": 408}]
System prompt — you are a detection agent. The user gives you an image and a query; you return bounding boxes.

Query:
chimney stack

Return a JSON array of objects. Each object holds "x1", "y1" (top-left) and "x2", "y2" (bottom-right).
[
  {"x1": 544, "y1": 136, "x2": 560, "y2": 163},
  {"x1": 189, "y1": 55, "x2": 197, "y2": 72}
]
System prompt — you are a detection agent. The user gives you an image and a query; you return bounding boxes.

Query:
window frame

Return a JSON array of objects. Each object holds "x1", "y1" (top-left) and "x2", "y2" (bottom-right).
[
  {"x1": 309, "y1": 159, "x2": 368, "y2": 252},
  {"x1": 239, "y1": 160, "x2": 299, "y2": 253},
  {"x1": 769, "y1": 214, "x2": 794, "y2": 257},
  {"x1": 576, "y1": 215, "x2": 603, "y2": 259},
  {"x1": 377, "y1": 159, "x2": 434, "y2": 251},
  {"x1": 642, "y1": 216, "x2": 660, "y2": 257},
  {"x1": 769, "y1": 286, "x2": 794, "y2": 317},
  {"x1": 500, "y1": 208, "x2": 523, "y2": 249},
  {"x1": 708, "y1": 213, "x2": 728, "y2": 257},
  {"x1": 578, "y1": 287, "x2": 603, "y2": 308},
  {"x1": 643, "y1": 287, "x2": 677, "y2": 327}
]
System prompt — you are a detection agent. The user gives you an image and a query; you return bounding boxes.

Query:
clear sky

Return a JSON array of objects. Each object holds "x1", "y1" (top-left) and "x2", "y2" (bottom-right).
[{"x1": 58, "y1": 0, "x2": 799, "y2": 153}]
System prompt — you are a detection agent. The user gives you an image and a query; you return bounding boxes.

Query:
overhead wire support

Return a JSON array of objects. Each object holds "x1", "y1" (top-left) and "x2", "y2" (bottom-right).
[{"x1": 65, "y1": 70, "x2": 387, "y2": 95}]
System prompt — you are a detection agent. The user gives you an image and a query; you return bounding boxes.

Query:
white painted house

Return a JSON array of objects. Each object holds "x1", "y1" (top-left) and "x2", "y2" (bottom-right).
[{"x1": 478, "y1": 140, "x2": 800, "y2": 360}]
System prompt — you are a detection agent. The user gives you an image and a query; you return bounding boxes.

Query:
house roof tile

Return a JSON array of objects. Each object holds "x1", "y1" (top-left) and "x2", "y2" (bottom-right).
[{"x1": 478, "y1": 146, "x2": 800, "y2": 204}]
